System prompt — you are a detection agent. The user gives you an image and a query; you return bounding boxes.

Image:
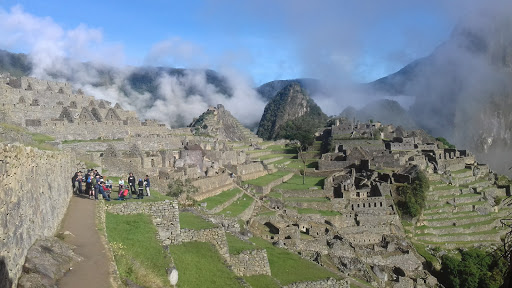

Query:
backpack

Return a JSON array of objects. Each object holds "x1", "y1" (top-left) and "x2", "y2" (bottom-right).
[{"x1": 87, "y1": 177, "x2": 91, "y2": 183}]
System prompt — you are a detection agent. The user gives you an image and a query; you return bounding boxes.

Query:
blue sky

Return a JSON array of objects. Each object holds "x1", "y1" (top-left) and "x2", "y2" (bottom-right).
[{"x1": 0, "y1": 0, "x2": 475, "y2": 85}]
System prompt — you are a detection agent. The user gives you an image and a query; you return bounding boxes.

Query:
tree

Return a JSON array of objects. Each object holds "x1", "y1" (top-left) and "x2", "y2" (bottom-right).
[
  {"x1": 278, "y1": 116, "x2": 317, "y2": 184},
  {"x1": 396, "y1": 170, "x2": 429, "y2": 218}
]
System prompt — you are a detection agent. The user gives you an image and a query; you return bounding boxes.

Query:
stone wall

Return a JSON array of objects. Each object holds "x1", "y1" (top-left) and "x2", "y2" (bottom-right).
[
  {"x1": 250, "y1": 173, "x2": 294, "y2": 194},
  {"x1": 191, "y1": 173, "x2": 235, "y2": 201},
  {"x1": 283, "y1": 278, "x2": 349, "y2": 288},
  {"x1": 233, "y1": 162, "x2": 267, "y2": 181},
  {"x1": 0, "y1": 144, "x2": 75, "y2": 287},
  {"x1": 180, "y1": 228, "x2": 230, "y2": 259},
  {"x1": 229, "y1": 249, "x2": 271, "y2": 276},
  {"x1": 318, "y1": 159, "x2": 352, "y2": 171}
]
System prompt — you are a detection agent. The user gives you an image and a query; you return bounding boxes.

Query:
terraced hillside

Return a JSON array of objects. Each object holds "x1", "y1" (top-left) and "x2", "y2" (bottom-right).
[{"x1": 405, "y1": 169, "x2": 508, "y2": 248}]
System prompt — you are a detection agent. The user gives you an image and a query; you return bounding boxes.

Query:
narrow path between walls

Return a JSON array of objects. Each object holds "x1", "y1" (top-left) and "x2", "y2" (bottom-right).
[{"x1": 57, "y1": 196, "x2": 111, "y2": 288}]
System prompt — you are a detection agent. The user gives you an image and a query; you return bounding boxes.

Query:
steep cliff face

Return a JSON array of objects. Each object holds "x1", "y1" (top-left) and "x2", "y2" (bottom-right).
[{"x1": 257, "y1": 83, "x2": 326, "y2": 140}]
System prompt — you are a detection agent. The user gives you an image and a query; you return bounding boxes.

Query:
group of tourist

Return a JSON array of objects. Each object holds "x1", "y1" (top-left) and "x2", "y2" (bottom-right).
[{"x1": 71, "y1": 170, "x2": 151, "y2": 201}]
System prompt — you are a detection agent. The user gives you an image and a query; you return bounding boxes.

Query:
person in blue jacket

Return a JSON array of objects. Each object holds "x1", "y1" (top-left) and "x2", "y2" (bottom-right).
[{"x1": 144, "y1": 175, "x2": 151, "y2": 197}]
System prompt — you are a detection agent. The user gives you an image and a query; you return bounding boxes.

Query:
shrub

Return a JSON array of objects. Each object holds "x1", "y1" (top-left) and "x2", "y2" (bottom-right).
[
  {"x1": 167, "y1": 178, "x2": 198, "y2": 198},
  {"x1": 396, "y1": 171, "x2": 429, "y2": 217}
]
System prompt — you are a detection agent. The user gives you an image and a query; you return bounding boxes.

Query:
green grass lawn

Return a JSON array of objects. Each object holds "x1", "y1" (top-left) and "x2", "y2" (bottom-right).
[
  {"x1": 225, "y1": 233, "x2": 257, "y2": 255},
  {"x1": 275, "y1": 175, "x2": 324, "y2": 190},
  {"x1": 431, "y1": 185, "x2": 459, "y2": 191},
  {"x1": 266, "y1": 145, "x2": 297, "y2": 154},
  {"x1": 282, "y1": 159, "x2": 318, "y2": 169},
  {"x1": 169, "y1": 242, "x2": 241, "y2": 288},
  {"x1": 285, "y1": 197, "x2": 330, "y2": 203},
  {"x1": 200, "y1": 188, "x2": 241, "y2": 210},
  {"x1": 105, "y1": 213, "x2": 171, "y2": 287},
  {"x1": 296, "y1": 208, "x2": 341, "y2": 216},
  {"x1": 244, "y1": 275, "x2": 281, "y2": 288},
  {"x1": 243, "y1": 171, "x2": 290, "y2": 187},
  {"x1": 411, "y1": 241, "x2": 439, "y2": 268},
  {"x1": 258, "y1": 153, "x2": 296, "y2": 161},
  {"x1": 179, "y1": 212, "x2": 217, "y2": 230},
  {"x1": 249, "y1": 237, "x2": 340, "y2": 285},
  {"x1": 62, "y1": 137, "x2": 124, "y2": 144},
  {"x1": 217, "y1": 194, "x2": 254, "y2": 217},
  {"x1": 107, "y1": 189, "x2": 172, "y2": 204},
  {"x1": 451, "y1": 168, "x2": 472, "y2": 175}
]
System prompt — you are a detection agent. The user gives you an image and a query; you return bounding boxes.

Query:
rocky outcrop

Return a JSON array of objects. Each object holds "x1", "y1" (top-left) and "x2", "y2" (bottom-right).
[
  {"x1": 257, "y1": 83, "x2": 327, "y2": 140},
  {"x1": 17, "y1": 237, "x2": 82, "y2": 288}
]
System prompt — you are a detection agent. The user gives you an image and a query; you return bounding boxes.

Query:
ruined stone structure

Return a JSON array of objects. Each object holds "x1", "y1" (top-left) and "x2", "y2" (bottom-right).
[{"x1": 106, "y1": 201, "x2": 271, "y2": 277}]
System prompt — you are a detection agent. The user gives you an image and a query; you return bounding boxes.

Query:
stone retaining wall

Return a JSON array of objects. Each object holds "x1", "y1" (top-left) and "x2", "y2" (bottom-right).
[
  {"x1": 252, "y1": 173, "x2": 294, "y2": 194},
  {"x1": 180, "y1": 228, "x2": 230, "y2": 260},
  {"x1": 229, "y1": 249, "x2": 271, "y2": 276},
  {"x1": 191, "y1": 173, "x2": 235, "y2": 201},
  {"x1": 0, "y1": 144, "x2": 75, "y2": 287},
  {"x1": 283, "y1": 278, "x2": 349, "y2": 288}
]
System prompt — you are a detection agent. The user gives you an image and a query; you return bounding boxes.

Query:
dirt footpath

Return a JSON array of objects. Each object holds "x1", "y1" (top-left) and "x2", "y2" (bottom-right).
[{"x1": 57, "y1": 196, "x2": 111, "y2": 288}]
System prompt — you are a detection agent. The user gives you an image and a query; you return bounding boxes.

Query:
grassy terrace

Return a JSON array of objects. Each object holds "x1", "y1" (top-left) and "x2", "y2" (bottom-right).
[
  {"x1": 275, "y1": 175, "x2": 324, "y2": 190},
  {"x1": 416, "y1": 217, "x2": 497, "y2": 230},
  {"x1": 416, "y1": 228, "x2": 501, "y2": 238},
  {"x1": 244, "y1": 275, "x2": 281, "y2": 288},
  {"x1": 459, "y1": 179, "x2": 490, "y2": 188},
  {"x1": 438, "y1": 193, "x2": 481, "y2": 199},
  {"x1": 451, "y1": 168, "x2": 472, "y2": 175},
  {"x1": 266, "y1": 145, "x2": 296, "y2": 153},
  {"x1": 258, "y1": 153, "x2": 296, "y2": 161},
  {"x1": 179, "y1": 212, "x2": 217, "y2": 230},
  {"x1": 276, "y1": 159, "x2": 319, "y2": 169},
  {"x1": 62, "y1": 137, "x2": 124, "y2": 144},
  {"x1": 199, "y1": 188, "x2": 241, "y2": 210},
  {"x1": 170, "y1": 242, "x2": 241, "y2": 288},
  {"x1": 105, "y1": 213, "x2": 172, "y2": 287},
  {"x1": 422, "y1": 210, "x2": 475, "y2": 217},
  {"x1": 430, "y1": 185, "x2": 459, "y2": 191},
  {"x1": 225, "y1": 233, "x2": 258, "y2": 255},
  {"x1": 297, "y1": 208, "x2": 340, "y2": 216},
  {"x1": 106, "y1": 188, "x2": 172, "y2": 204},
  {"x1": 285, "y1": 197, "x2": 330, "y2": 203},
  {"x1": 412, "y1": 241, "x2": 439, "y2": 267},
  {"x1": 249, "y1": 237, "x2": 340, "y2": 286},
  {"x1": 217, "y1": 194, "x2": 254, "y2": 217},
  {"x1": 243, "y1": 171, "x2": 290, "y2": 186},
  {"x1": 0, "y1": 123, "x2": 57, "y2": 151},
  {"x1": 426, "y1": 213, "x2": 492, "y2": 222},
  {"x1": 429, "y1": 180, "x2": 446, "y2": 186}
]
